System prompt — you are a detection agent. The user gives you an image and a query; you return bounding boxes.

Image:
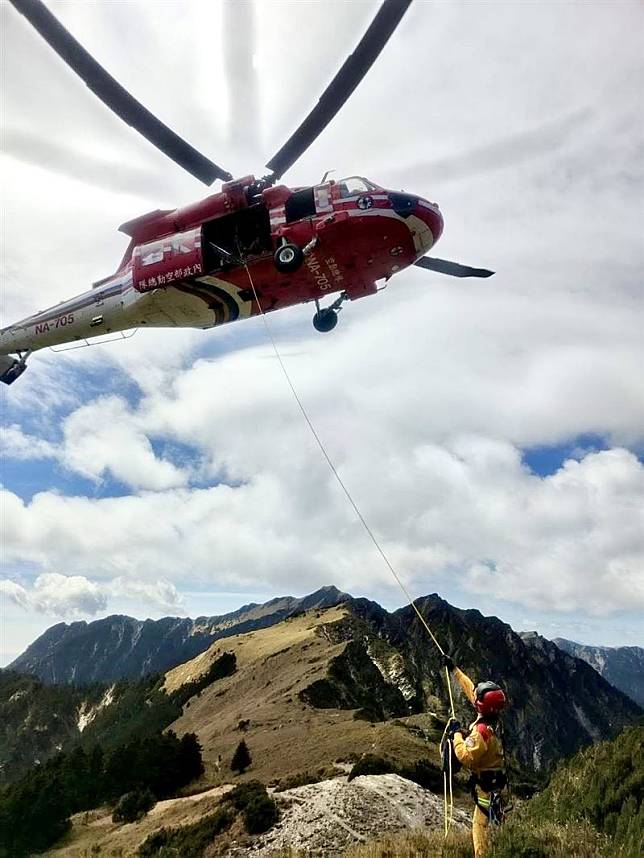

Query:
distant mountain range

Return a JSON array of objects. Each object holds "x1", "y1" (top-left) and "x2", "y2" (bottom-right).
[
  {"x1": 552, "y1": 638, "x2": 644, "y2": 707},
  {"x1": 5, "y1": 588, "x2": 641, "y2": 784},
  {"x1": 8, "y1": 586, "x2": 349, "y2": 684}
]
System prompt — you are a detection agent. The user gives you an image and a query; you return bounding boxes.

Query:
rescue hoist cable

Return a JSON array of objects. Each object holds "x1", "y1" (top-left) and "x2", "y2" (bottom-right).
[{"x1": 240, "y1": 258, "x2": 457, "y2": 830}]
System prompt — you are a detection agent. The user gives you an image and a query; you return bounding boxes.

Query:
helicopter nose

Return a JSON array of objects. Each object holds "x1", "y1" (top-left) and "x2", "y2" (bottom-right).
[
  {"x1": 388, "y1": 192, "x2": 444, "y2": 251},
  {"x1": 415, "y1": 198, "x2": 444, "y2": 247}
]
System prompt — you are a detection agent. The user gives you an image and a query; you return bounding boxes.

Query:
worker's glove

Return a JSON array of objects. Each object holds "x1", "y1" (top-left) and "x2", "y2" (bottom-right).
[
  {"x1": 446, "y1": 719, "x2": 463, "y2": 739},
  {"x1": 440, "y1": 653, "x2": 455, "y2": 671}
]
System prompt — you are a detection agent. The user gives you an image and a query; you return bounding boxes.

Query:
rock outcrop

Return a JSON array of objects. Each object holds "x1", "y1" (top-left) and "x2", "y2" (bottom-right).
[{"x1": 247, "y1": 774, "x2": 469, "y2": 856}]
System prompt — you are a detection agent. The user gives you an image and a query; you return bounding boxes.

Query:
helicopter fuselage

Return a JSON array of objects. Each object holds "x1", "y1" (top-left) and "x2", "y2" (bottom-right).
[{"x1": 0, "y1": 175, "x2": 443, "y2": 362}]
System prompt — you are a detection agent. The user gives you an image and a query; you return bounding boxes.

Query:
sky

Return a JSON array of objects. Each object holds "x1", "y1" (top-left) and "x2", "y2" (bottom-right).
[{"x1": 1, "y1": 0, "x2": 643, "y2": 665}]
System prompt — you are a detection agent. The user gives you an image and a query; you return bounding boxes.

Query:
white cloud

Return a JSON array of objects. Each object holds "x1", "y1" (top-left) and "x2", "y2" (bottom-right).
[
  {"x1": 0, "y1": 572, "x2": 185, "y2": 619},
  {"x1": 1, "y1": 441, "x2": 642, "y2": 616},
  {"x1": 1, "y1": 2, "x2": 643, "y2": 641},
  {"x1": 107, "y1": 577, "x2": 186, "y2": 613},
  {"x1": 1, "y1": 397, "x2": 191, "y2": 491},
  {"x1": 1, "y1": 573, "x2": 106, "y2": 618},
  {"x1": 0, "y1": 424, "x2": 57, "y2": 461},
  {"x1": 59, "y1": 395, "x2": 189, "y2": 491}
]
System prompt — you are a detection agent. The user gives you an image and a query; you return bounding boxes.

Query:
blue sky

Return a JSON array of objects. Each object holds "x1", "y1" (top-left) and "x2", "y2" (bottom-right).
[{"x1": 1, "y1": 0, "x2": 643, "y2": 664}]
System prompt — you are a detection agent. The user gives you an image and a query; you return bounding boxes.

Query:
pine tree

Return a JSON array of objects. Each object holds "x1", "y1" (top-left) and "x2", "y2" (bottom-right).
[{"x1": 230, "y1": 740, "x2": 252, "y2": 775}]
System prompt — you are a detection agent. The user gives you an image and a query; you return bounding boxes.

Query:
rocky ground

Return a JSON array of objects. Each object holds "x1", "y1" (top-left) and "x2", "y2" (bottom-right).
[{"x1": 235, "y1": 774, "x2": 469, "y2": 856}]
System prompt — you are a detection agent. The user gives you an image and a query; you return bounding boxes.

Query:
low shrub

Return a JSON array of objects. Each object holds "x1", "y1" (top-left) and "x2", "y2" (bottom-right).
[
  {"x1": 138, "y1": 807, "x2": 233, "y2": 857},
  {"x1": 112, "y1": 788, "x2": 155, "y2": 823},
  {"x1": 344, "y1": 829, "x2": 471, "y2": 857},
  {"x1": 222, "y1": 779, "x2": 279, "y2": 834},
  {"x1": 275, "y1": 766, "x2": 340, "y2": 792},
  {"x1": 488, "y1": 818, "x2": 611, "y2": 858},
  {"x1": 398, "y1": 759, "x2": 444, "y2": 793},
  {"x1": 348, "y1": 754, "x2": 397, "y2": 781},
  {"x1": 243, "y1": 793, "x2": 280, "y2": 834},
  {"x1": 275, "y1": 770, "x2": 319, "y2": 792},
  {"x1": 223, "y1": 779, "x2": 267, "y2": 810}
]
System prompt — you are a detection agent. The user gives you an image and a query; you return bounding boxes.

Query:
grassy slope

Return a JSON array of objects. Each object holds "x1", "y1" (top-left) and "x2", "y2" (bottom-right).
[
  {"x1": 42, "y1": 606, "x2": 642, "y2": 857},
  {"x1": 44, "y1": 786, "x2": 232, "y2": 857},
  {"x1": 47, "y1": 607, "x2": 447, "y2": 855},
  {"x1": 168, "y1": 607, "x2": 440, "y2": 786}
]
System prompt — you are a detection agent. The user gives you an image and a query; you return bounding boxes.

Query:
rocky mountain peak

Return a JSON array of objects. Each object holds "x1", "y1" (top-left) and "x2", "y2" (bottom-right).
[{"x1": 551, "y1": 637, "x2": 644, "y2": 707}]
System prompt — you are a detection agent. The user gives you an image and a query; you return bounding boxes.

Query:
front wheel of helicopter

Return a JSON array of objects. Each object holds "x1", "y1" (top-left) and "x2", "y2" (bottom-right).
[{"x1": 273, "y1": 242, "x2": 304, "y2": 273}]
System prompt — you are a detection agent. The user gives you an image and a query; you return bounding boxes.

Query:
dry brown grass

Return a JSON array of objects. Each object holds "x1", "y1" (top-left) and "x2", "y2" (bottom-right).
[
  {"x1": 272, "y1": 829, "x2": 472, "y2": 857},
  {"x1": 47, "y1": 608, "x2": 449, "y2": 857},
  {"x1": 273, "y1": 820, "x2": 611, "y2": 858},
  {"x1": 43, "y1": 786, "x2": 232, "y2": 857},
  {"x1": 168, "y1": 607, "x2": 441, "y2": 787}
]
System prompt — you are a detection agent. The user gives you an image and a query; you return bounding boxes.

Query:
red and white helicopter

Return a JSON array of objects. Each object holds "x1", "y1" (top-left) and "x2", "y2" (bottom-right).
[{"x1": 0, "y1": 0, "x2": 493, "y2": 386}]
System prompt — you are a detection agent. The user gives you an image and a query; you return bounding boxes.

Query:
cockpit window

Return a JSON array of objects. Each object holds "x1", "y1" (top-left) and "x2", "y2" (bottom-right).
[{"x1": 337, "y1": 176, "x2": 377, "y2": 197}]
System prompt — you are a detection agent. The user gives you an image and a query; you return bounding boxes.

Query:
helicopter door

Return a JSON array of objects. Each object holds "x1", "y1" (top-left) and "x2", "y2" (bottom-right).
[{"x1": 284, "y1": 188, "x2": 315, "y2": 223}]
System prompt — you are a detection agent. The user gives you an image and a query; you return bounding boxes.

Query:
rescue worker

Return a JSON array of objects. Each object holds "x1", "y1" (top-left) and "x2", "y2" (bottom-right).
[{"x1": 442, "y1": 654, "x2": 508, "y2": 858}]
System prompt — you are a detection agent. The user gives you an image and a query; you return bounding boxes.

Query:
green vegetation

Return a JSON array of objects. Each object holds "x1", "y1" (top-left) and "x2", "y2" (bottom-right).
[
  {"x1": 84, "y1": 652, "x2": 236, "y2": 750},
  {"x1": 0, "y1": 669, "x2": 102, "y2": 784},
  {"x1": 112, "y1": 787, "x2": 156, "y2": 823},
  {"x1": 340, "y1": 825, "x2": 608, "y2": 858},
  {"x1": 231, "y1": 739, "x2": 252, "y2": 774},
  {"x1": 173, "y1": 652, "x2": 237, "y2": 705},
  {"x1": 137, "y1": 785, "x2": 280, "y2": 858},
  {"x1": 492, "y1": 724, "x2": 643, "y2": 857},
  {"x1": 223, "y1": 780, "x2": 280, "y2": 835},
  {"x1": 0, "y1": 731, "x2": 204, "y2": 856},
  {"x1": 348, "y1": 754, "x2": 395, "y2": 780},
  {"x1": 0, "y1": 653, "x2": 236, "y2": 855},
  {"x1": 138, "y1": 807, "x2": 234, "y2": 857},
  {"x1": 274, "y1": 765, "x2": 341, "y2": 791},
  {"x1": 0, "y1": 652, "x2": 237, "y2": 788},
  {"x1": 299, "y1": 640, "x2": 410, "y2": 721},
  {"x1": 346, "y1": 726, "x2": 643, "y2": 858},
  {"x1": 348, "y1": 754, "x2": 443, "y2": 793}
]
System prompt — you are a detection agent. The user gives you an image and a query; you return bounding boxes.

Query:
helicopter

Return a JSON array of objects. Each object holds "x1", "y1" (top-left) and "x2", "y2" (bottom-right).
[{"x1": 0, "y1": 0, "x2": 493, "y2": 386}]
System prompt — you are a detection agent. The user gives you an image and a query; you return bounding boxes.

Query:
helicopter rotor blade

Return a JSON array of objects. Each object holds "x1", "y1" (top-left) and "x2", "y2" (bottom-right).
[
  {"x1": 414, "y1": 257, "x2": 495, "y2": 278},
  {"x1": 9, "y1": 0, "x2": 231, "y2": 185},
  {"x1": 265, "y1": 0, "x2": 412, "y2": 181}
]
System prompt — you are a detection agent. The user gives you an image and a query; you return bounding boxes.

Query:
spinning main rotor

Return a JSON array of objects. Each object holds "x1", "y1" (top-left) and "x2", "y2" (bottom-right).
[{"x1": 10, "y1": 0, "x2": 412, "y2": 187}]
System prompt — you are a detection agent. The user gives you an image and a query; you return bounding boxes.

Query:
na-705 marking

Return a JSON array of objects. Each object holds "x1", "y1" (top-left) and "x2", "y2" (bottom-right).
[{"x1": 35, "y1": 313, "x2": 74, "y2": 334}]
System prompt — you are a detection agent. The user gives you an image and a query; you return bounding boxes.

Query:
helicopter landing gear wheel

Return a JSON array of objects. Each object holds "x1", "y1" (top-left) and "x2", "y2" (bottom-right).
[
  {"x1": 313, "y1": 308, "x2": 338, "y2": 333},
  {"x1": 274, "y1": 242, "x2": 304, "y2": 273}
]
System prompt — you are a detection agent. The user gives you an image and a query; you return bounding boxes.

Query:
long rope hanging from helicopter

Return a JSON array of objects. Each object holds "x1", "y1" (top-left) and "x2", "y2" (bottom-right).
[{"x1": 239, "y1": 247, "x2": 459, "y2": 832}]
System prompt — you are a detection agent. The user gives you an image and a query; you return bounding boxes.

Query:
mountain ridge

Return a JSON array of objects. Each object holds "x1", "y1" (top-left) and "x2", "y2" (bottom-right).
[
  {"x1": 5, "y1": 587, "x2": 641, "y2": 782},
  {"x1": 8, "y1": 585, "x2": 349, "y2": 684},
  {"x1": 551, "y1": 637, "x2": 644, "y2": 707}
]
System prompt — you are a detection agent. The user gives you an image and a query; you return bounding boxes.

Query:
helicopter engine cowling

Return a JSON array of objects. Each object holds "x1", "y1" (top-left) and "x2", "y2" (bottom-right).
[{"x1": 132, "y1": 226, "x2": 204, "y2": 293}]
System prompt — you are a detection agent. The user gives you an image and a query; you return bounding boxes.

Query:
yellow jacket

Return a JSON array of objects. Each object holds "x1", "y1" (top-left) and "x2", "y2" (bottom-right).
[{"x1": 451, "y1": 667, "x2": 505, "y2": 776}]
